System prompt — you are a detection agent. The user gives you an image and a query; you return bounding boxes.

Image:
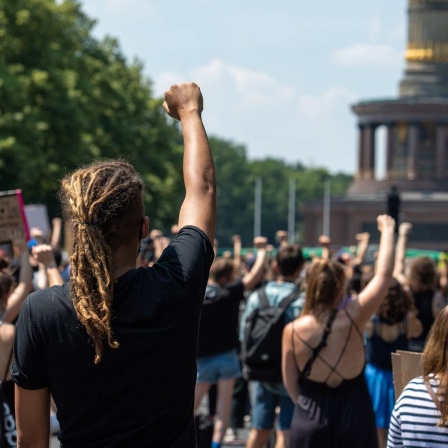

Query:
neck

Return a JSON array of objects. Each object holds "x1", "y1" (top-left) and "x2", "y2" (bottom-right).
[
  {"x1": 276, "y1": 275, "x2": 297, "y2": 284},
  {"x1": 113, "y1": 244, "x2": 139, "y2": 279}
]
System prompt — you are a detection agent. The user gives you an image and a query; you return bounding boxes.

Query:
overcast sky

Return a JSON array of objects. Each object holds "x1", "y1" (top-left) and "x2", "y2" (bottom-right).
[{"x1": 80, "y1": 0, "x2": 407, "y2": 174}]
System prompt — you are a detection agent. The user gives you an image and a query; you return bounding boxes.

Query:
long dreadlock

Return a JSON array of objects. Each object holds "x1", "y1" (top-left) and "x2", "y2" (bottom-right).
[{"x1": 59, "y1": 159, "x2": 144, "y2": 364}]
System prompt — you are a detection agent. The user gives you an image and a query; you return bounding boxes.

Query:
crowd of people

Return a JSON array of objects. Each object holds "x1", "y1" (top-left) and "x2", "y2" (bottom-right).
[{"x1": 0, "y1": 83, "x2": 447, "y2": 447}]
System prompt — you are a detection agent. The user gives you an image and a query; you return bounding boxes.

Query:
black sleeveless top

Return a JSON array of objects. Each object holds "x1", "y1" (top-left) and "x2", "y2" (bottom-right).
[
  {"x1": 292, "y1": 308, "x2": 364, "y2": 388},
  {"x1": 289, "y1": 308, "x2": 377, "y2": 448}
]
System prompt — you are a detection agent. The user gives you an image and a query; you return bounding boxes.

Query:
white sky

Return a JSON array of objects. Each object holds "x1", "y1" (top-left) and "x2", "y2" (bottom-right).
[{"x1": 80, "y1": 0, "x2": 407, "y2": 174}]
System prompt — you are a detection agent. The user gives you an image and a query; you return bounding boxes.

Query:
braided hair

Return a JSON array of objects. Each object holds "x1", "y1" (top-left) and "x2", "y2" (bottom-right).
[{"x1": 59, "y1": 160, "x2": 144, "y2": 364}]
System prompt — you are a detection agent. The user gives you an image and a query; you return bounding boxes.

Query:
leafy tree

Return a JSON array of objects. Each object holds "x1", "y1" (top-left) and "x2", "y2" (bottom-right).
[
  {"x1": 0, "y1": 0, "x2": 182, "y2": 226},
  {"x1": 0, "y1": 0, "x2": 353, "y2": 243},
  {"x1": 209, "y1": 136, "x2": 252, "y2": 246}
]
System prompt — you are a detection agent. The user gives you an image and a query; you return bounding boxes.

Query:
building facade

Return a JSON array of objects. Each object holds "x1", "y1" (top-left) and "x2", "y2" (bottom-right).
[{"x1": 304, "y1": 0, "x2": 448, "y2": 249}]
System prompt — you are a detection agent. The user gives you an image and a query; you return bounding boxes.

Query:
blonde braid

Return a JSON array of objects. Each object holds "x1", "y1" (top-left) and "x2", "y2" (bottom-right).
[{"x1": 60, "y1": 160, "x2": 144, "y2": 364}]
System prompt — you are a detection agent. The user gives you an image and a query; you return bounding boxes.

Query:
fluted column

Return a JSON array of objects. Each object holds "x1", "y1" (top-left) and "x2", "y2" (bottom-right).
[
  {"x1": 436, "y1": 124, "x2": 447, "y2": 179},
  {"x1": 385, "y1": 123, "x2": 396, "y2": 180},
  {"x1": 407, "y1": 123, "x2": 419, "y2": 180}
]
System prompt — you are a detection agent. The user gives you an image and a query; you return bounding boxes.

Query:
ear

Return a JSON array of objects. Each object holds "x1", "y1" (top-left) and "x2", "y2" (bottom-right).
[{"x1": 141, "y1": 216, "x2": 150, "y2": 240}]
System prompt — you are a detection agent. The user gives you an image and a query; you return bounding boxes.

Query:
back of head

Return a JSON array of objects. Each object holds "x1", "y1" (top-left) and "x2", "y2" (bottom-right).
[
  {"x1": 378, "y1": 278, "x2": 414, "y2": 323},
  {"x1": 409, "y1": 256, "x2": 437, "y2": 293},
  {"x1": 59, "y1": 159, "x2": 144, "y2": 364},
  {"x1": 423, "y1": 306, "x2": 448, "y2": 425},
  {"x1": 303, "y1": 259, "x2": 345, "y2": 315},
  {"x1": 276, "y1": 244, "x2": 304, "y2": 278},
  {"x1": 210, "y1": 257, "x2": 234, "y2": 284}
]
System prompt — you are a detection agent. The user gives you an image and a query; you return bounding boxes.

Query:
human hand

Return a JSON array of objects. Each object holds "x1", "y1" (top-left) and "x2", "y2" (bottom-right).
[
  {"x1": 10, "y1": 228, "x2": 27, "y2": 253},
  {"x1": 319, "y1": 235, "x2": 331, "y2": 247},
  {"x1": 399, "y1": 222, "x2": 412, "y2": 237},
  {"x1": 377, "y1": 214, "x2": 395, "y2": 233},
  {"x1": 276, "y1": 230, "x2": 288, "y2": 242},
  {"x1": 355, "y1": 232, "x2": 370, "y2": 242},
  {"x1": 32, "y1": 244, "x2": 56, "y2": 267},
  {"x1": 163, "y1": 82, "x2": 203, "y2": 121},
  {"x1": 232, "y1": 235, "x2": 241, "y2": 243},
  {"x1": 253, "y1": 236, "x2": 268, "y2": 249}
]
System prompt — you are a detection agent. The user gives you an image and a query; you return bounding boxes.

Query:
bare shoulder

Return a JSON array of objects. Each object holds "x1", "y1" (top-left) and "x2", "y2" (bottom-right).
[
  {"x1": 292, "y1": 314, "x2": 317, "y2": 332},
  {"x1": 345, "y1": 298, "x2": 363, "y2": 322}
]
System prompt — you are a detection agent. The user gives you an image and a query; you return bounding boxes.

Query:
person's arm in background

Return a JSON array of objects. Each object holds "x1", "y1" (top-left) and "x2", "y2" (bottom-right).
[
  {"x1": 242, "y1": 237, "x2": 268, "y2": 291},
  {"x1": 163, "y1": 82, "x2": 216, "y2": 243},
  {"x1": 232, "y1": 235, "x2": 242, "y2": 273},
  {"x1": 406, "y1": 310, "x2": 423, "y2": 339},
  {"x1": 50, "y1": 217, "x2": 62, "y2": 250},
  {"x1": 32, "y1": 245, "x2": 63, "y2": 287},
  {"x1": 276, "y1": 230, "x2": 288, "y2": 248},
  {"x1": 353, "y1": 232, "x2": 370, "y2": 267},
  {"x1": 35, "y1": 261, "x2": 48, "y2": 291},
  {"x1": 393, "y1": 222, "x2": 412, "y2": 286},
  {"x1": 3, "y1": 230, "x2": 32, "y2": 323},
  {"x1": 149, "y1": 229, "x2": 165, "y2": 262},
  {"x1": 319, "y1": 235, "x2": 331, "y2": 261},
  {"x1": 352, "y1": 215, "x2": 395, "y2": 323}
]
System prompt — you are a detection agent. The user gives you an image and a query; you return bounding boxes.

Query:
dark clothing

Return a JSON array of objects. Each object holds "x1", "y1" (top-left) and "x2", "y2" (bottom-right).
[
  {"x1": 366, "y1": 316, "x2": 408, "y2": 370},
  {"x1": 409, "y1": 289, "x2": 434, "y2": 352},
  {"x1": 2, "y1": 380, "x2": 14, "y2": 417},
  {"x1": 291, "y1": 371, "x2": 377, "y2": 448},
  {"x1": 290, "y1": 308, "x2": 377, "y2": 447},
  {"x1": 12, "y1": 226, "x2": 214, "y2": 448},
  {"x1": 197, "y1": 280, "x2": 245, "y2": 358}
]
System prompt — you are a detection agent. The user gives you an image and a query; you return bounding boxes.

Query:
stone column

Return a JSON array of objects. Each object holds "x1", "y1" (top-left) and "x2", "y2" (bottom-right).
[
  {"x1": 385, "y1": 123, "x2": 396, "y2": 180},
  {"x1": 436, "y1": 124, "x2": 446, "y2": 179},
  {"x1": 356, "y1": 125, "x2": 365, "y2": 179},
  {"x1": 363, "y1": 124, "x2": 376, "y2": 180},
  {"x1": 407, "y1": 123, "x2": 419, "y2": 180}
]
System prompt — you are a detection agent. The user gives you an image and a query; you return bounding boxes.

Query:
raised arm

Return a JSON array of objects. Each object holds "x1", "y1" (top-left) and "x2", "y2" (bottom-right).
[
  {"x1": 3, "y1": 230, "x2": 32, "y2": 323},
  {"x1": 50, "y1": 217, "x2": 63, "y2": 249},
  {"x1": 242, "y1": 237, "x2": 268, "y2": 291},
  {"x1": 32, "y1": 245, "x2": 64, "y2": 287},
  {"x1": 232, "y1": 235, "x2": 242, "y2": 273},
  {"x1": 353, "y1": 215, "x2": 395, "y2": 324},
  {"x1": 319, "y1": 235, "x2": 331, "y2": 261},
  {"x1": 276, "y1": 230, "x2": 289, "y2": 248},
  {"x1": 393, "y1": 222, "x2": 412, "y2": 286},
  {"x1": 353, "y1": 232, "x2": 370, "y2": 267},
  {"x1": 163, "y1": 83, "x2": 216, "y2": 243}
]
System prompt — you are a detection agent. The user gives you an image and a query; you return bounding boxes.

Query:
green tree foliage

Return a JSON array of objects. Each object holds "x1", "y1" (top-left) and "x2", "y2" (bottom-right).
[
  {"x1": 0, "y1": 0, "x2": 353, "y2": 242},
  {"x1": 209, "y1": 136, "x2": 252, "y2": 245},
  {"x1": 0, "y1": 0, "x2": 182, "y2": 226},
  {"x1": 210, "y1": 137, "x2": 353, "y2": 247}
]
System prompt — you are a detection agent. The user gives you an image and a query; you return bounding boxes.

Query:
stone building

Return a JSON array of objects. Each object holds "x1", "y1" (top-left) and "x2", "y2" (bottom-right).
[{"x1": 303, "y1": 0, "x2": 448, "y2": 250}]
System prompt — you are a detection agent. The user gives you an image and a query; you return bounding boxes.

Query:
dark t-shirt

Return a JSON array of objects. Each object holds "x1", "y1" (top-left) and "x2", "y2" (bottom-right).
[
  {"x1": 12, "y1": 226, "x2": 214, "y2": 448},
  {"x1": 197, "y1": 279, "x2": 245, "y2": 358}
]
